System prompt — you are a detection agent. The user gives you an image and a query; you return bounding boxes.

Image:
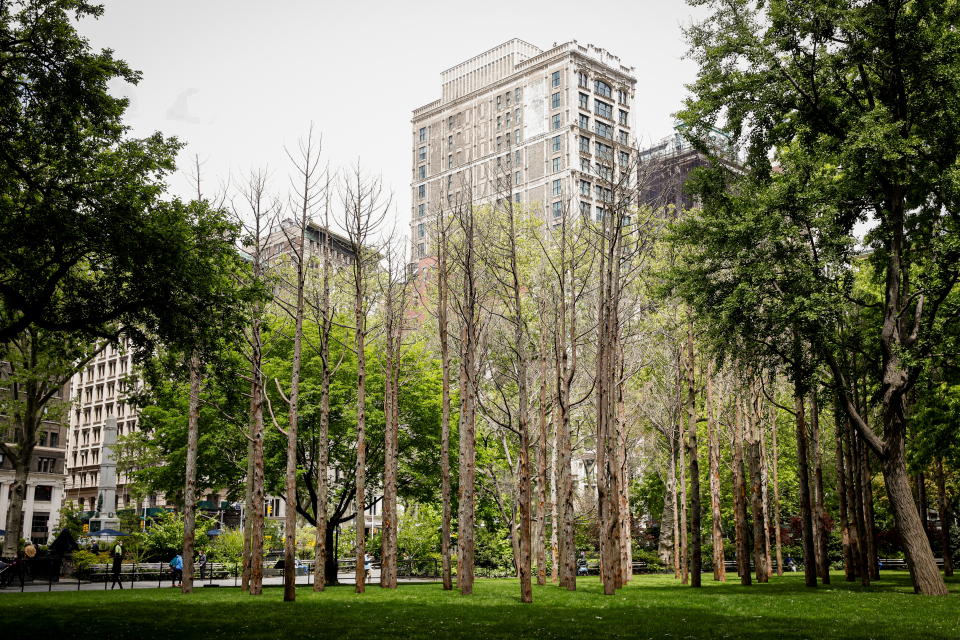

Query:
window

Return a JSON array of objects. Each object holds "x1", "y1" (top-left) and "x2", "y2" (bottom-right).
[
  {"x1": 580, "y1": 179, "x2": 591, "y2": 196},
  {"x1": 506, "y1": 110, "x2": 511, "y2": 126},
  {"x1": 618, "y1": 130, "x2": 629, "y2": 145},
  {"x1": 595, "y1": 206, "x2": 605, "y2": 221},
  {"x1": 515, "y1": 107, "x2": 521, "y2": 123},
  {"x1": 553, "y1": 179, "x2": 562, "y2": 196},
  {"x1": 551, "y1": 92, "x2": 561, "y2": 109},
  {"x1": 515, "y1": 129, "x2": 521, "y2": 145},
  {"x1": 448, "y1": 154, "x2": 454, "y2": 169},
  {"x1": 552, "y1": 201, "x2": 563, "y2": 217},
  {"x1": 419, "y1": 127, "x2": 426, "y2": 141},
  {"x1": 448, "y1": 135, "x2": 454, "y2": 149},
  {"x1": 497, "y1": 95, "x2": 502, "y2": 110},
  {"x1": 34, "y1": 485, "x2": 53, "y2": 502},
  {"x1": 552, "y1": 157, "x2": 562, "y2": 172},
  {"x1": 595, "y1": 79, "x2": 612, "y2": 98},
  {"x1": 515, "y1": 150, "x2": 522, "y2": 164},
  {"x1": 552, "y1": 70, "x2": 561, "y2": 87},
  {"x1": 551, "y1": 114, "x2": 561, "y2": 130},
  {"x1": 579, "y1": 135, "x2": 590, "y2": 153},
  {"x1": 580, "y1": 201, "x2": 591, "y2": 216},
  {"x1": 515, "y1": 87, "x2": 521, "y2": 102},
  {"x1": 447, "y1": 115, "x2": 454, "y2": 129},
  {"x1": 595, "y1": 185, "x2": 612, "y2": 201},
  {"x1": 418, "y1": 184, "x2": 425, "y2": 199},
  {"x1": 418, "y1": 223, "x2": 425, "y2": 238},
  {"x1": 496, "y1": 136, "x2": 502, "y2": 152},
  {"x1": 514, "y1": 192, "x2": 521, "y2": 203},
  {"x1": 515, "y1": 171, "x2": 522, "y2": 186},
  {"x1": 617, "y1": 88, "x2": 628, "y2": 103},
  {"x1": 30, "y1": 512, "x2": 49, "y2": 537},
  {"x1": 37, "y1": 457, "x2": 56, "y2": 473},
  {"x1": 619, "y1": 151, "x2": 631, "y2": 167},
  {"x1": 505, "y1": 90, "x2": 511, "y2": 106},
  {"x1": 581, "y1": 157, "x2": 591, "y2": 173},
  {"x1": 418, "y1": 204, "x2": 425, "y2": 218},
  {"x1": 49, "y1": 432, "x2": 58, "y2": 448},
  {"x1": 595, "y1": 100, "x2": 613, "y2": 120},
  {"x1": 595, "y1": 122, "x2": 613, "y2": 139},
  {"x1": 552, "y1": 135, "x2": 562, "y2": 152},
  {"x1": 578, "y1": 114, "x2": 589, "y2": 129},
  {"x1": 577, "y1": 71, "x2": 588, "y2": 88},
  {"x1": 579, "y1": 93, "x2": 589, "y2": 109},
  {"x1": 417, "y1": 243, "x2": 425, "y2": 258},
  {"x1": 497, "y1": 115, "x2": 502, "y2": 130},
  {"x1": 418, "y1": 165, "x2": 426, "y2": 180},
  {"x1": 418, "y1": 146, "x2": 426, "y2": 161},
  {"x1": 619, "y1": 109, "x2": 628, "y2": 125}
]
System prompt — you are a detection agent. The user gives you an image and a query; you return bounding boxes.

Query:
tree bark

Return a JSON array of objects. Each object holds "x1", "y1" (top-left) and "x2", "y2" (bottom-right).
[
  {"x1": 770, "y1": 402, "x2": 783, "y2": 577},
  {"x1": 834, "y1": 406, "x2": 854, "y2": 582},
  {"x1": 732, "y1": 399, "x2": 751, "y2": 585},
  {"x1": 181, "y1": 353, "x2": 201, "y2": 594},
  {"x1": 747, "y1": 386, "x2": 767, "y2": 583},
  {"x1": 437, "y1": 206, "x2": 454, "y2": 591},
  {"x1": 810, "y1": 391, "x2": 830, "y2": 584},
  {"x1": 706, "y1": 361, "x2": 725, "y2": 581},
  {"x1": 936, "y1": 459, "x2": 953, "y2": 577},
  {"x1": 685, "y1": 326, "x2": 701, "y2": 587},
  {"x1": 794, "y1": 391, "x2": 817, "y2": 587}
]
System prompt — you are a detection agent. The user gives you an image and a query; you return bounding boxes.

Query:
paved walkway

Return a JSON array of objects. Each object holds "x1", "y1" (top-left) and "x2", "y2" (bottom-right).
[{"x1": 1, "y1": 570, "x2": 438, "y2": 593}]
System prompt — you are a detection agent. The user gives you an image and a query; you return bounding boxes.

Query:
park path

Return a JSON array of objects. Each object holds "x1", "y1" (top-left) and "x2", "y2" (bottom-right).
[{"x1": 0, "y1": 569, "x2": 438, "y2": 594}]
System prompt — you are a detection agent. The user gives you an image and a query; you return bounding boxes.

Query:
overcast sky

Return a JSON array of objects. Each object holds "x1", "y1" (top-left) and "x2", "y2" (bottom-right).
[{"x1": 81, "y1": 0, "x2": 706, "y2": 235}]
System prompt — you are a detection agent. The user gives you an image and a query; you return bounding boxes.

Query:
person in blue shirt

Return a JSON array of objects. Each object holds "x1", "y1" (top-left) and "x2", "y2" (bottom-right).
[{"x1": 169, "y1": 553, "x2": 183, "y2": 587}]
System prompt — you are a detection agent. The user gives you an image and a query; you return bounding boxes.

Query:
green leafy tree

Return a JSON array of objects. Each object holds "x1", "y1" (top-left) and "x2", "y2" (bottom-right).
[{"x1": 675, "y1": 0, "x2": 960, "y2": 594}]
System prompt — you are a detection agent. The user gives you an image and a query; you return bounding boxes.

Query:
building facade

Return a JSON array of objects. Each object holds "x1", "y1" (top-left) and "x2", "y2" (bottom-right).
[
  {"x1": 0, "y1": 376, "x2": 71, "y2": 546},
  {"x1": 410, "y1": 39, "x2": 636, "y2": 268},
  {"x1": 63, "y1": 339, "x2": 152, "y2": 515}
]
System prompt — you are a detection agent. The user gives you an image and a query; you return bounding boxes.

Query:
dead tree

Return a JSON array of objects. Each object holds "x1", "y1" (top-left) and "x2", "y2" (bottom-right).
[{"x1": 340, "y1": 163, "x2": 390, "y2": 594}]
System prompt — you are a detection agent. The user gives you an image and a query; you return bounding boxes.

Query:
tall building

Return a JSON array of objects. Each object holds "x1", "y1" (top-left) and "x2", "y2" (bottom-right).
[
  {"x1": 0, "y1": 372, "x2": 71, "y2": 545},
  {"x1": 64, "y1": 339, "x2": 152, "y2": 516},
  {"x1": 410, "y1": 39, "x2": 636, "y2": 268}
]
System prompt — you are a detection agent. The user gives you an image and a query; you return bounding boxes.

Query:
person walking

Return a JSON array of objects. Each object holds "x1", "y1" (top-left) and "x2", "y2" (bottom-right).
[
  {"x1": 169, "y1": 553, "x2": 183, "y2": 587},
  {"x1": 110, "y1": 540, "x2": 124, "y2": 589},
  {"x1": 197, "y1": 550, "x2": 207, "y2": 582}
]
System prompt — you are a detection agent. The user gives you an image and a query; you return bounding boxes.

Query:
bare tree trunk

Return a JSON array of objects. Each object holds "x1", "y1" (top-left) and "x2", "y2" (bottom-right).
[
  {"x1": 242, "y1": 434, "x2": 254, "y2": 593},
  {"x1": 250, "y1": 376, "x2": 266, "y2": 595},
  {"x1": 794, "y1": 391, "x2": 817, "y2": 588},
  {"x1": 536, "y1": 333, "x2": 550, "y2": 586},
  {"x1": 685, "y1": 326, "x2": 701, "y2": 587},
  {"x1": 678, "y1": 394, "x2": 689, "y2": 586},
  {"x1": 770, "y1": 402, "x2": 783, "y2": 577},
  {"x1": 835, "y1": 406, "x2": 854, "y2": 582},
  {"x1": 935, "y1": 460, "x2": 953, "y2": 577},
  {"x1": 732, "y1": 399, "x2": 751, "y2": 585},
  {"x1": 810, "y1": 391, "x2": 830, "y2": 584},
  {"x1": 863, "y1": 448, "x2": 878, "y2": 580},
  {"x1": 354, "y1": 288, "x2": 367, "y2": 594},
  {"x1": 437, "y1": 207, "x2": 454, "y2": 592},
  {"x1": 182, "y1": 353, "x2": 201, "y2": 594},
  {"x1": 706, "y1": 361, "x2": 725, "y2": 581},
  {"x1": 747, "y1": 385, "x2": 767, "y2": 583},
  {"x1": 312, "y1": 208, "x2": 333, "y2": 592},
  {"x1": 760, "y1": 413, "x2": 772, "y2": 578},
  {"x1": 671, "y1": 431, "x2": 681, "y2": 579},
  {"x1": 848, "y1": 421, "x2": 869, "y2": 585}
]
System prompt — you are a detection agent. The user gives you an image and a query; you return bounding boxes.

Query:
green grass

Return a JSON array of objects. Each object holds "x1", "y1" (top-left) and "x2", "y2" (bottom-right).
[{"x1": 2, "y1": 572, "x2": 959, "y2": 639}]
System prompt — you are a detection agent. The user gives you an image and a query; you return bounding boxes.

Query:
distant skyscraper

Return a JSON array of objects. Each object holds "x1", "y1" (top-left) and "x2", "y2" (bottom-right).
[{"x1": 410, "y1": 39, "x2": 636, "y2": 269}]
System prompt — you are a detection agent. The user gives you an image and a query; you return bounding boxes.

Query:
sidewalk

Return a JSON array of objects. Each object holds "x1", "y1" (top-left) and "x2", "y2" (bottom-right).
[{"x1": 0, "y1": 569, "x2": 438, "y2": 594}]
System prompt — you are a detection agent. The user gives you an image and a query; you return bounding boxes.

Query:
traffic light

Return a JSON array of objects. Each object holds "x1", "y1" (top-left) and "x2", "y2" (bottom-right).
[{"x1": 82, "y1": 524, "x2": 89, "y2": 533}]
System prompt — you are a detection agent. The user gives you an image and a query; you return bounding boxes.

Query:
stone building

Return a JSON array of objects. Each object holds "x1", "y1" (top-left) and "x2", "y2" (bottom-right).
[
  {"x1": 409, "y1": 39, "x2": 636, "y2": 269},
  {"x1": 0, "y1": 374, "x2": 71, "y2": 546}
]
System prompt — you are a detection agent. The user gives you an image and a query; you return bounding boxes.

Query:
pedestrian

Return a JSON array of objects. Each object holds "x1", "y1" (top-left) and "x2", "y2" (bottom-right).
[
  {"x1": 169, "y1": 553, "x2": 183, "y2": 587},
  {"x1": 197, "y1": 550, "x2": 207, "y2": 581},
  {"x1": 110, "y1": 540, "x2": 124, "y2": 589},
  {"x1": 364, "y1": 553, "x2": 372, "y2": 581}
]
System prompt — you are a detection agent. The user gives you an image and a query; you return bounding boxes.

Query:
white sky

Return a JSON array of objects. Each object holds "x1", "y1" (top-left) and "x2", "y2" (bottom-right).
[{"x1": 81, "y1": 0, "x2": 705, "y2": 235}]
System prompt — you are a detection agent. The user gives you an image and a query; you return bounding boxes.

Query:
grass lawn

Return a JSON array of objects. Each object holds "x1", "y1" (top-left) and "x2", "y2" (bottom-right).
[{"x1": 1, "y1": 572, "x2": 959, "y2": 639}]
